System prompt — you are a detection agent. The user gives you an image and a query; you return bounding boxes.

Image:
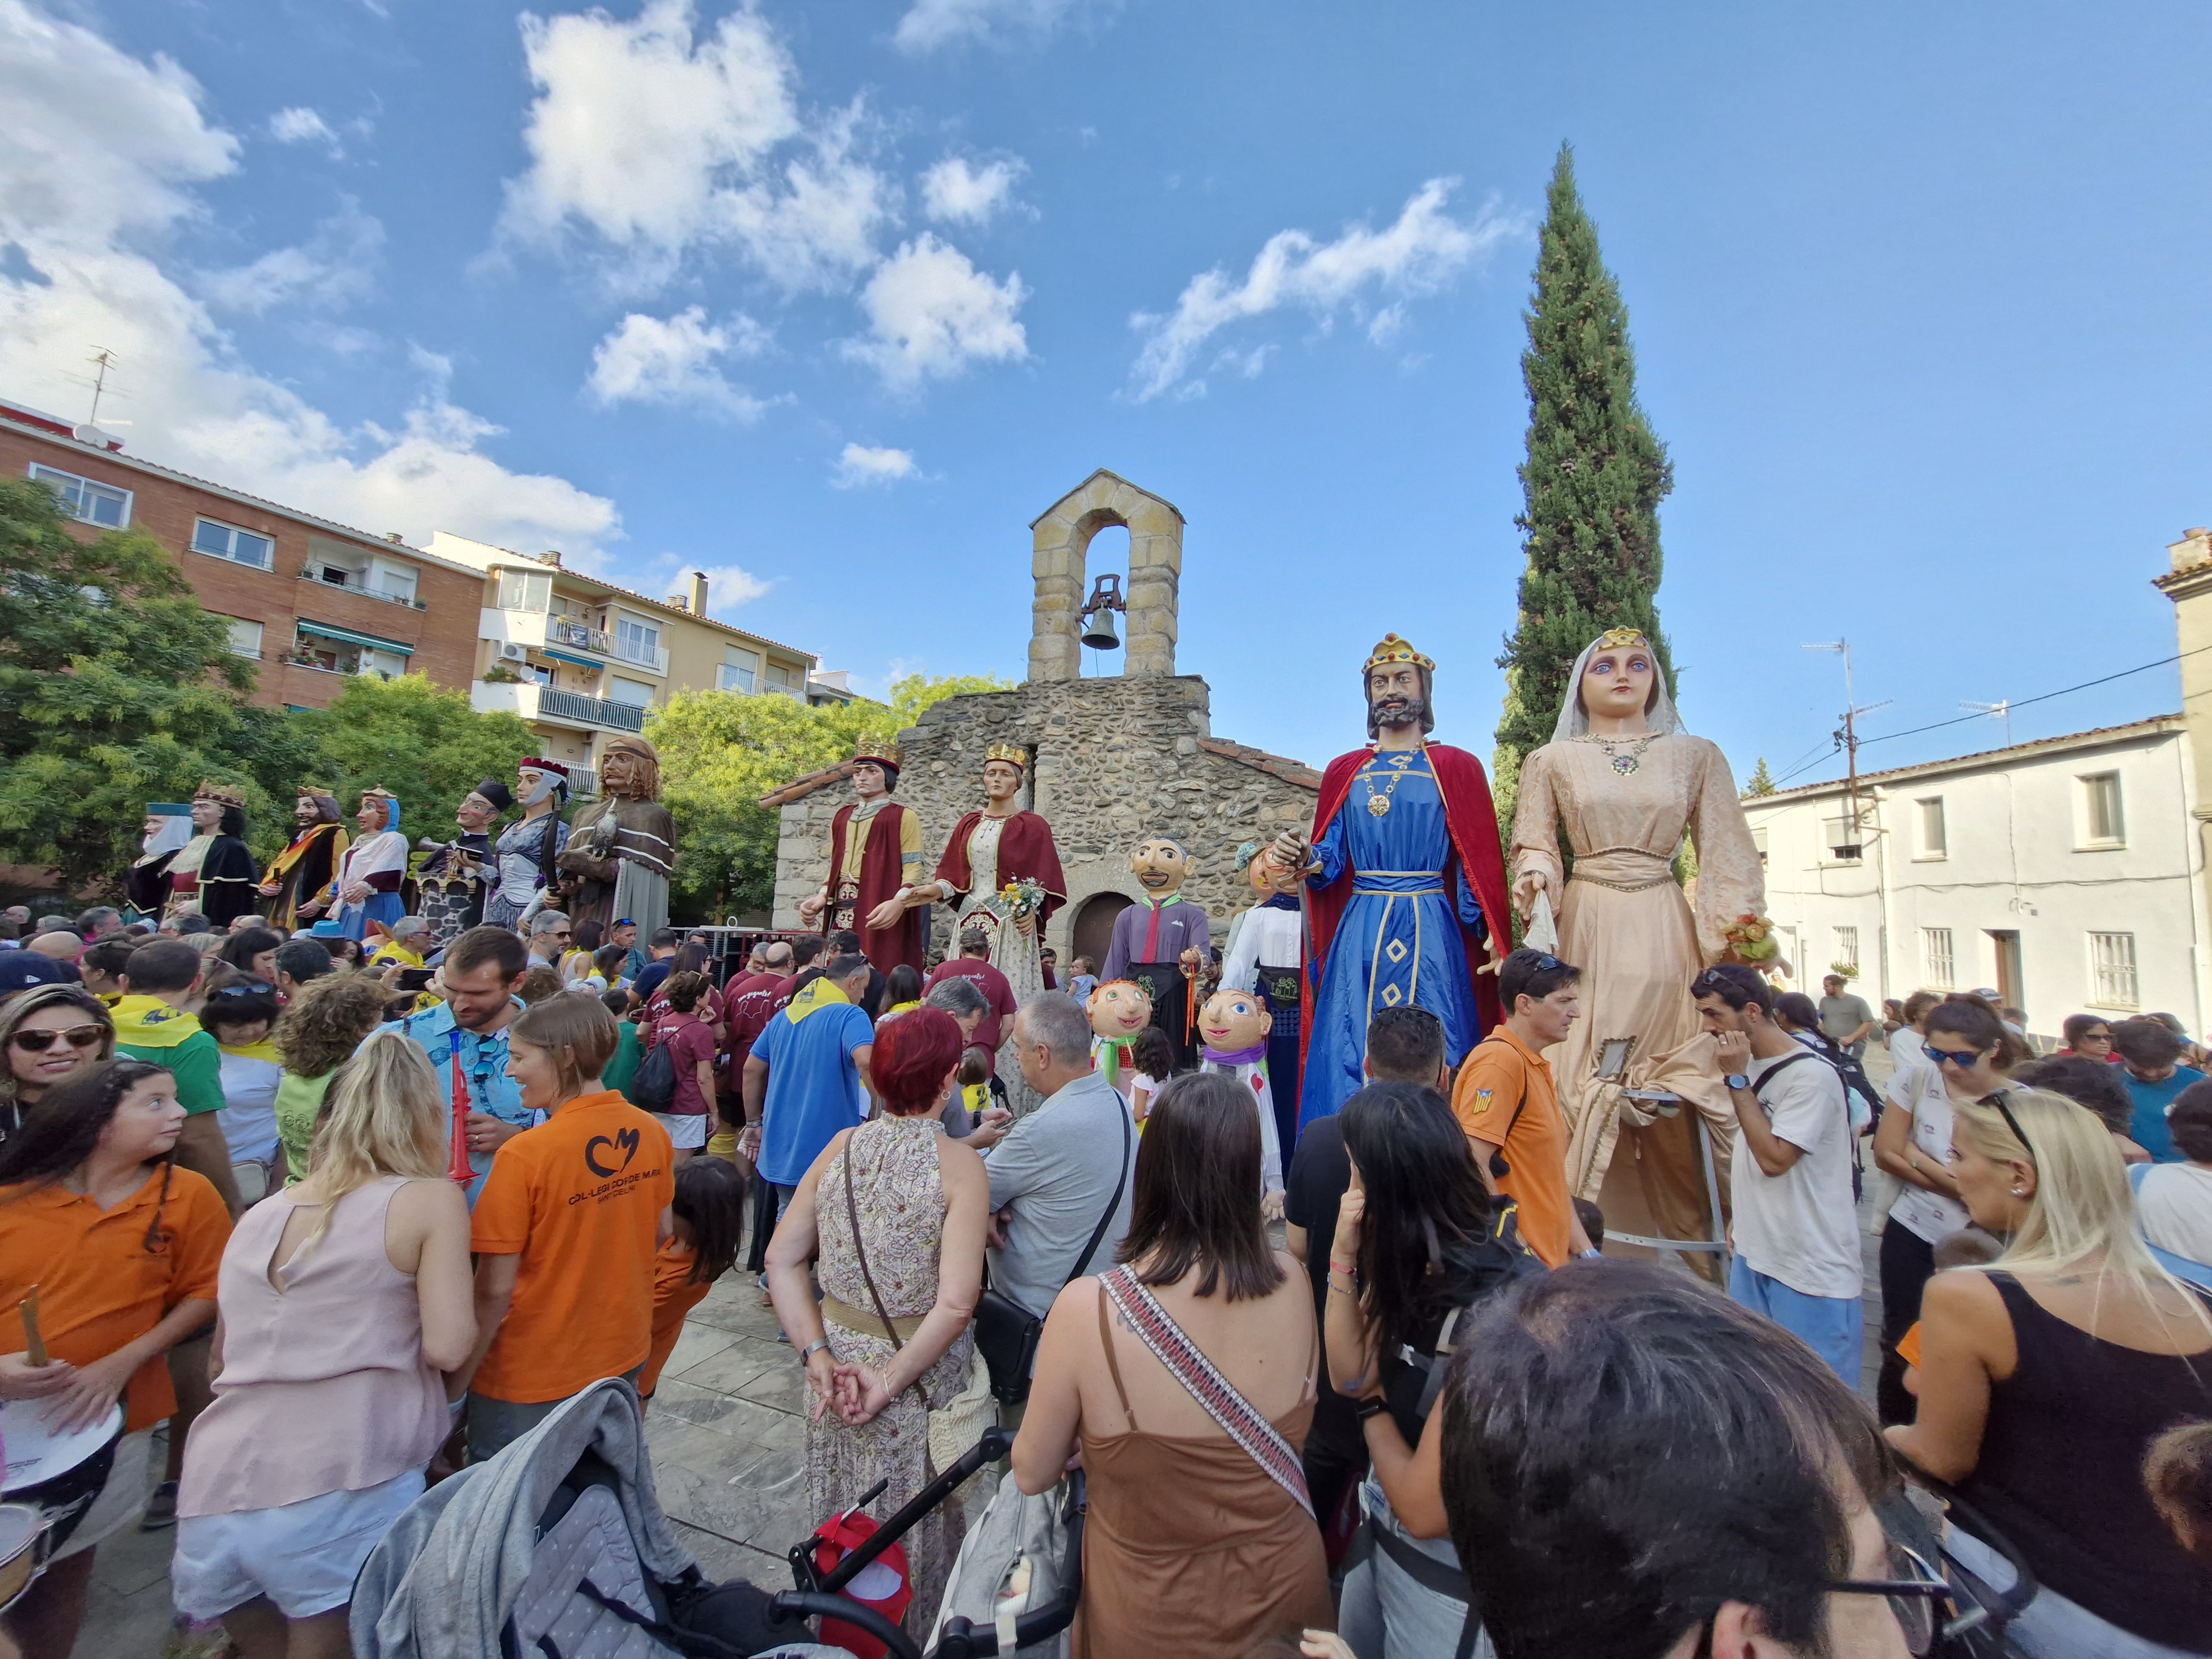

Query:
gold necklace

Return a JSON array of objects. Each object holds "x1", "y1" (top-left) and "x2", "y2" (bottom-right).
[{"x1": 1364, "y1": 749, "x2": 1419, "y2": 817}]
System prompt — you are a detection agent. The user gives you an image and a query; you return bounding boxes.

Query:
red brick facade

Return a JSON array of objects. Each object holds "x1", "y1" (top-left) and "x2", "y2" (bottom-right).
[{"x1": 0, "y1": 416, "x2": 483, "y2": 711}]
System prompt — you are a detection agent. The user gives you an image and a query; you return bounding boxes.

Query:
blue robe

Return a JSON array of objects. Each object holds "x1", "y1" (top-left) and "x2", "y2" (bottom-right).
[{"x1": 1298, "y1": 755, "x2": 1486, "y2": 1133}]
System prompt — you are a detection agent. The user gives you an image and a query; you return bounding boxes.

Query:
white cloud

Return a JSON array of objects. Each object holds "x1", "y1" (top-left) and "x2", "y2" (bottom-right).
[
  {"x1": 498, "y1": 0, "x2": 889, "y2": 294},
  {"x1": 1128, "y1": 178, "x2": 1525, "y2": 400},
  {"x1": 585, "y1": 305, "x2": 771, "y2": 418},
  {"x1": 267, "y1": 106, "x2": 341, "y2": 153},
  {"x1": 894, "y1": 0, "x2": 1097, "y2": 52},
  {"x1": 920, "y1": 154, "x2": 1025, "y2": 225},
  {"x1": 0, "y1": 0, "x2": 619, "y2": 557},
  {"x1": 198, "y1": 199, "x2": 383, "y2": 314},
  {"x1": 831, "y1": 443, "x2": 919, "y2": 488},
  {"x1": 694, "y1": 564, "x2": 773, "y2": 614},
  {"x1": 841, "y1": 233, "x2": 1027, "y2": 390}
]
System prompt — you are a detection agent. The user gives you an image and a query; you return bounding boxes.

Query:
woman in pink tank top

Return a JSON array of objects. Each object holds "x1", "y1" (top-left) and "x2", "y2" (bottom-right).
[{"x1": 173, "y1": 1031, "x2": 476, "y2": 1656}]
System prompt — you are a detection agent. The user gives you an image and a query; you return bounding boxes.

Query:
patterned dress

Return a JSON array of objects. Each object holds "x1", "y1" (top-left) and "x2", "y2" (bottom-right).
[{"x1": 808, "y1": 1113, "x2": 974, "y2": 1633}]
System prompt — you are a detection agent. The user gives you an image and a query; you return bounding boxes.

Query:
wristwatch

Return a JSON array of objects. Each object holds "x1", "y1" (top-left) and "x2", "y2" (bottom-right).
[
  {"x1": 1355, "y1": 1397, "x2": 1390, "y2": 1423},
  {"x1": 1724, "y1": 1073, "x2": 1750, "y2": 1092}
]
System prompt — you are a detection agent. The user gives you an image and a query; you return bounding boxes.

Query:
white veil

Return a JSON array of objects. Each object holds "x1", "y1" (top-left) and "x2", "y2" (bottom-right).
[{"x1": 1550, "y1": 634, "x2": 1684, "y2": 744}]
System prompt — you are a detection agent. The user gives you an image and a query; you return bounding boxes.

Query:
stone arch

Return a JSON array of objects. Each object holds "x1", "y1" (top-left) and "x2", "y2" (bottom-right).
[{"x1": 1028, "y1": 469, "x2": 1186, "y2": 683}]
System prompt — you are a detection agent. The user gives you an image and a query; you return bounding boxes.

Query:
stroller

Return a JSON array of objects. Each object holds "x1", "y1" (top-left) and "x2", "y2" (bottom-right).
[{"x1": 350, "y1": 1379, "x2": 1081, "y2": 1659}]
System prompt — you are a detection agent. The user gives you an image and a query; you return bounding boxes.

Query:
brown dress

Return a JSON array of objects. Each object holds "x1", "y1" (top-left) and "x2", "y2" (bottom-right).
[{"x1": 1074, "y1": 1288, "x2": 1332, "y2": 1657}]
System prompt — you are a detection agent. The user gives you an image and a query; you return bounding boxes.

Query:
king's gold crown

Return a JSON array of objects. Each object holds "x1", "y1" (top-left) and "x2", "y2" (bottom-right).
[
  {"x1": 853, "y1": 738, "x2": 900, "y2": 767},
  {"x1": 982, "y1": 743, "x2": 1027, "y2": 769},
  {"x1": 193, "y1": 780, "x2": 246, "y2": 807},
  {"x1": 1362, "y1": 633, "x2": 1434, "y2": 674}
]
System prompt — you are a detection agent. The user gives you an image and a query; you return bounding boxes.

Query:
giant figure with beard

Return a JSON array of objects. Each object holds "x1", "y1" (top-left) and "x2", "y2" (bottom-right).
[{"x1": 1270, "y1": 634, "x2": 1510, "y2": 1134}]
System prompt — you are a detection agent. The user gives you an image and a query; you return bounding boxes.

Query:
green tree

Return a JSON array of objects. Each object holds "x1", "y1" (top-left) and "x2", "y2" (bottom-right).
[
  {"x1": 1494, "y1": 144, "x2": 1676, "y2": 829},
  {"x1": 288, "y1": 675, "x2": 536, "y2": 849},
  {"x1": 648, "y1": 674, "x2": 1008, "y2": 921},
  {"x1": 0, "y1": 477, "x2": 286, "y2": 889},
  {"x1": 1746, "y1": 756, "x2": 1777, "y2": 796}
]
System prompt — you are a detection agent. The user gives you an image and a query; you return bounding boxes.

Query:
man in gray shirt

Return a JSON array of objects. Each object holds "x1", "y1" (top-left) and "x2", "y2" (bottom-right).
[
  {"x1": 1817, "y1": 974, "x2": 1877, "y2": 1059},
  {"x1": 984, "y1": 992, "x2": 1136, "y2": 1323}
]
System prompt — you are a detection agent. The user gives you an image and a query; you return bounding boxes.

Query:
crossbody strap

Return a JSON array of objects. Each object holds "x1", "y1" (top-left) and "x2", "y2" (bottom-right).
[
  {"x1": 1100, "y1": 1266, "x2": 1314, "y2": 1517},
  {"x1": 1061, "y1": 1094, "x2": 1133, "y2": 1295},
  {"x1": 839, "y1": 1133, "x2": 903, "y2": 1355}
]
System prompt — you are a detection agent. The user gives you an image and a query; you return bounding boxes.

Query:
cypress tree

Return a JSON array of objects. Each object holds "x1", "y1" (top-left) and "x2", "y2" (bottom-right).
[
  {"x1": 1746, "y1": 756, "x2": 1777, "y2": 796},
  {"x1": 1494, "y1": 144, "x2": 1674, "y2": 828}
]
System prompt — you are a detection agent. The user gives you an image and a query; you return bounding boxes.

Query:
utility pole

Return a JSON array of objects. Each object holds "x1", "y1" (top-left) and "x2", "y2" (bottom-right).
[{"x1": 1804, "y1": 640, "x2": 1891, "y2": 857}]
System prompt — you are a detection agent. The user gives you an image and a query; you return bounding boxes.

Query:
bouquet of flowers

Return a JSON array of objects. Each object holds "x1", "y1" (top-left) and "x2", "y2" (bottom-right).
[
  {"x1": 1721, "y1": 912, "x2": 1780, "y2": 964},
  {"x1": 984, "y1": 878, "x2": 1048, "y2": 925}
]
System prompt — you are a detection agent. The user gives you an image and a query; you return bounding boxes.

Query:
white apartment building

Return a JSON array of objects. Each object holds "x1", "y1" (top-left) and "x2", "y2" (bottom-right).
[{"x1": 1741, "y1": 716, "x2": 2209, "y2": 1044}]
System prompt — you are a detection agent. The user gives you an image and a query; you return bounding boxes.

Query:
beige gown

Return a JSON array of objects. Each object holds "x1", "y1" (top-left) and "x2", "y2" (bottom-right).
[{"x1": 1509, "y1": 734, "x2": 1765, "y2": 1266}]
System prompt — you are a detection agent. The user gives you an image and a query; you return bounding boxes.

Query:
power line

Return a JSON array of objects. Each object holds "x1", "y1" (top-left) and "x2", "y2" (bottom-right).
[{"x1": 1766, "y1": 644, "x2": 2208, "y2": 790}]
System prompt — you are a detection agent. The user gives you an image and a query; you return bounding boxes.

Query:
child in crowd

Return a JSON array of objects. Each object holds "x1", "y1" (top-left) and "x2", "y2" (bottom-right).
[
  {"x1": 172, "y1": 1033, "x2": 473, "y2": 1655},
  {"x1": 271, "y1": 974, "x2": 395, "y2": 1186},
  {"x1": 880, "y1": 963, "x2": 923, "y2": 1021},
  {"x1": 516, "y1": 966, "x2": 565, "y2": 1005},
  {"x1": 601, "y1": 987, "x2": 643, "y2": 1097},
  {"x1": 458, "y1": 995, "x2": 673, "y2": 1460},
  {"x1": 2147, "y1": 1420, "x2": 2212, "y2": 1562},
  {"x1": 640, "y1": 1157, "x2": 745, "y2": 1402},
  {"x1": 1066, "y1": 955, "x2": 1099, "y2": 1004},
  {"x1": 200, "y1": 975, "x2": 286, "y2": 1203},
  {"x1": 0, "y1": 1062, "x2": 231, "y2": 1657},
  {"x1": 1125, "y1": 1026, "x2": 1175, "y2": 1125}
]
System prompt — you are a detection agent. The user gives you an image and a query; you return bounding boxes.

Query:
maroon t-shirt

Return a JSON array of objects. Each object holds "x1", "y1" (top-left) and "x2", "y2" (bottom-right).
[
  {"x1": 924, "y1": 957, "x2": 1019, "y2": 1053},
  {"x1": 723, "y1": 970, "x2": 781, "y2": 1066},
  {"x1": 653, "y1": 1013, "x2": 717, "y2": 1117}
]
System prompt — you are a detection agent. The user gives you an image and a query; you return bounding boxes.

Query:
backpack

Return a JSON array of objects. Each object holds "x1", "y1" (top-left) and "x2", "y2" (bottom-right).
[
  {"x1": 1753, "y1": 1049, "x2": 1864, "y2": 1204},
  {"x1": 625, "y1": 1024, "x2": 677, "y2": 1112}
]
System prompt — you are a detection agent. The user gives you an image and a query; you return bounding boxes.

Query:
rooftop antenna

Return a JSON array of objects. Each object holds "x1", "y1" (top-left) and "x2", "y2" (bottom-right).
[
  {"x1": 85, "y1": 348, "x2": 118, "y2": 429},
  {"x1": 1961, "y1": 700, "x2": 2013, "y2": 745},
  {"x1": 1803, "y1": 640, "x2": 1892, "y2": 858}
]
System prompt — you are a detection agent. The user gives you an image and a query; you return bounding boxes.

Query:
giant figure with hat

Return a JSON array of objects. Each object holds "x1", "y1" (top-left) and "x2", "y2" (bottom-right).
[
  {"x1": 484, "y1": 759, "x2": 571, "y2": 931},
  {"x1": 1270, "y1": 634, "x2": 1510, "y2": 1134},
  {"x1": 332, "y1": 789, "x2": 410, "y2": 942},
  {"x1": 144, "y1": 781, "x2": 259, "y2": 928},
  {"x1": 123, "y1": 802, "x2": 194, "y2": 919},
  {"x1": 418, "y1": 777, "x2": 512, "y2": 946},
  {"x1": 256, "y1": 786, "x2": 349, "y2": 932},
  {"x1": 797, "y1": 739, "x2": 925, "y2": 977},
  {"x1": 557, "y1": 735, "x2": 676, "y2": 942}
]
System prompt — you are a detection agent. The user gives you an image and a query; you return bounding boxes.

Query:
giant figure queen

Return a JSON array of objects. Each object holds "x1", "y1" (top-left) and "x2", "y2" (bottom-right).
[
  {"x1": 1273, "y1": 634, "x2": 1510, "y2": 1133},
  {"x1": 1507, "y1": 627, "x2": 1765, "y2": 1260}
]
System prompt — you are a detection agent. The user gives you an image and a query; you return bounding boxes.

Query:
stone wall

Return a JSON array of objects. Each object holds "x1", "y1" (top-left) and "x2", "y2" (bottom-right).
[{"x1": 770, "y1": 674, "x2": 1320, "y2": 959}]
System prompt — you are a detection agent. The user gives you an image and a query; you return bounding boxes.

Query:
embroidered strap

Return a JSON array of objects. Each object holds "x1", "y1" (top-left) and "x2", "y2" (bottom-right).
[{"x1": 1099, "y1": 1266, "x2": 1314, "y2": 1517}]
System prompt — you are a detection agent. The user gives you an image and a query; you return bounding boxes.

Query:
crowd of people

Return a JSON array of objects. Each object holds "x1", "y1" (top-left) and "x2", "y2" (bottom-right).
[{"x1": 0, "y1": 874, "x2": 2208, "y2": 1658}]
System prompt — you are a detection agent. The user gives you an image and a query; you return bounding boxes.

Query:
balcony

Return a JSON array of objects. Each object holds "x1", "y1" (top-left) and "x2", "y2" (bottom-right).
[
  {"x1": 472, "y1": 680, "x2": 648, "y2": 734},
  {"x1": 299, "y1": 567, "x2": 426, "y2": 610},
  {"x1": 483, "y1": 607, "x2": 668, "y2": 676}
]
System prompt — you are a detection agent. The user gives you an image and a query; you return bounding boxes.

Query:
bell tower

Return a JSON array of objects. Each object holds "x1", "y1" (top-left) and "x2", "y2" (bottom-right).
[{"x1": 1027, "y1": 469, "x2": 1186, "y2": 682}]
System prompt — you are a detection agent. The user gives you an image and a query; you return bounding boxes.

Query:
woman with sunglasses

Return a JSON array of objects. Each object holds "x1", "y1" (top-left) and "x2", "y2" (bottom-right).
[
  {"x1": 0, "y1": 984, "x2": 116, "y2": 1144},
  {"x1": 1869, "y1": 994, "x2": 2025, "y2": 1426},
  {"x1": 1888, "y1": 1088, "x2": 2212, "y2": 1658},
  {"x1": 2056, "y1": 1013, "x2": 2119, "y2": 1063}
]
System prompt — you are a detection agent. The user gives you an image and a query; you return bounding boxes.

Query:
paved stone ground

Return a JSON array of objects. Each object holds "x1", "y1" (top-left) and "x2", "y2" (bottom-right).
[{"x1": 76, "y1": 1039, "x2": 1907, "y2": 1655}]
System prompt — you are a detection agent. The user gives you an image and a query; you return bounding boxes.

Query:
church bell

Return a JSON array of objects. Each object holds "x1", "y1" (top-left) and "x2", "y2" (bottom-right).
[{"x1": 1080, "y1": 573, "x2": 1125, "y2": 651}]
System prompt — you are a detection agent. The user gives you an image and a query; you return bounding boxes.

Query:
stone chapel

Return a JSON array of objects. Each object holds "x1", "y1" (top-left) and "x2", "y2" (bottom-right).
[{"x1": 763, "y1": 469, "x2": 1322, "y2": 966}]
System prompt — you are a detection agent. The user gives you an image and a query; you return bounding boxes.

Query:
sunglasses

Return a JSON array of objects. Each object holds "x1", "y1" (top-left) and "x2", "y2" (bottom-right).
[
  {"x1": 1831, "y1": 1541, "x2": 1954, "y2": 1656},
  {"x1": 1986, "y1": 1087, "x2": 2039, "y2": 1172},
  {"x1": 1921, "y1": 1043, "x2": 1986, "y2": 1068},
  {"x1": 9, "y1": 1025, "x2": 106, "y2": 1054}
]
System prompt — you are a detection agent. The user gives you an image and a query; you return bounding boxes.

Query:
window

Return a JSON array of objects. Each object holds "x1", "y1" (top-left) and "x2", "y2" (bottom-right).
[
  {"x1": 2089, "y1": 931, "x2": 2140, "y2": 1009},
  {"x1": 720, "y1": 646, "x2": 759, "y2": 695},
  {"x1": 1916, "y1": 797, "x2": 1947, "y2": 859},
  {"x1": 614, "y1": 615, "x2": 660, "y2": 666},
  {"x1": 2080, "y1": 772, "x2": 2125, "y2": 847},
  {"x1": 498, "y1": 570, "x2": 552, "y2": 612},
  {"x1": 608, "y1": 676, "x2": 655, "y2": 708},
  {"x1": 371, "y1": 560, "x2": 418, "y2": 604},
  {"x1": 1923, "y1": 927, "x2": 1955, "y2": 989},
  {"x1": 29, "y1": 463, "x2": 131, "y2": 528},
  {"x1": 192, "y1": 517, "x2": 275, "y2": 571},
  {"x1": 359, "y1": 648, "x2": 408, "y2": 679},
  {"x1": 1834, "y1": 926, "x2": 1859, "y2": 970},
  {"x1": 1822, "y1": 816, "x2": 1862, "y2": 862},
  {"x1": 221, "y1": 617, "x2": 263, "y2": 659}
]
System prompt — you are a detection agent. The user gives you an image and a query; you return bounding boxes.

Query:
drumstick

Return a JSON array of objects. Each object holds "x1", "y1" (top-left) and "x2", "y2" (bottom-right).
[{"x1": 19, "y1": 1285, "x2": 46, "y2": 1366}]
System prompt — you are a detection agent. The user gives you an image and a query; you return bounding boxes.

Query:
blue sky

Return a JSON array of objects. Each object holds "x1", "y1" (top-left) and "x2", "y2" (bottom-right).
[{"x1": 4, "y1": 1, "x2": 2208, "y2": 790}]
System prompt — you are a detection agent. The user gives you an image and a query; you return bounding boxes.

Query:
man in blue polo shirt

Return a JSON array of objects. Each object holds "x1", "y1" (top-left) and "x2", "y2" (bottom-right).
[
  {"x1": 382, "y1": 925, "x2": 534, "y2": 1204},
  {"x1": 740, "y1": 952, "x2": 875, "y2": 1234}
]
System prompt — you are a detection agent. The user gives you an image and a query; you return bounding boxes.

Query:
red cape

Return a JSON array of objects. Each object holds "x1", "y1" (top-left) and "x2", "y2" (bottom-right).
[
  {"x1": 1300, "y1": 743, "x2": 1509, "y2": 1065},
  {"x1": 934, "y1": 809, "x2": 1067, "y2": 924},
  {"x1": 826, "y1": 802, "x2": 925, "y2": 975}
]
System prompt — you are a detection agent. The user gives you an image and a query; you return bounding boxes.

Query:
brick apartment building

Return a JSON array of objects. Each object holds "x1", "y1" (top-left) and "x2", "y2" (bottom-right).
[{"x1": 1, "y1": 401, "x2": 482, "y2": 711}]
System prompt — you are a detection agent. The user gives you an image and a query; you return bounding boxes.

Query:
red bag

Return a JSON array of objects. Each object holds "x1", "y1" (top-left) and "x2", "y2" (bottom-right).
[{"x1": 810, "y1": 1508, "x2": 912, "y2": 1658}]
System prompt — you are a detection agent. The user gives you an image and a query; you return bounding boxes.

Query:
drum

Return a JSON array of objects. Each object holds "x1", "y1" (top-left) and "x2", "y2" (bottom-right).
[
  {"x1": 0, "y1": 1504, "x2": 45, "y2": 1614},
  {"x1": 2, "y1": 1402, "x2": 123, "y2": 1557}
]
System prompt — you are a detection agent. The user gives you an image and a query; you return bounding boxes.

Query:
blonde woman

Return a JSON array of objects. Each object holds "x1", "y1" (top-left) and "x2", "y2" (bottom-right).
[
  {"x1": 1888, "y1": 1087, "x2": 2212, "y2": 1658},
  {"x1": 173, "y1": 1031, "x2": 474, "y2": 1659}
]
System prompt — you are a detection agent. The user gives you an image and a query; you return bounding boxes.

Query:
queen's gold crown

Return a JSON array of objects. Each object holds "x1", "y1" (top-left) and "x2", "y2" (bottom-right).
[
  {"x1": 1362, "y1": 633, "x2": 1434, "y2": 674},
  {"x1": 193, "y1": 780, "x2": 246, "y2": 807},
  {"x1": 983, "y1": 743, "x2": 1027, "y2": 769},
  {"x1": 1594, "y1": 627, "x2": 1650, "y2": 650}
]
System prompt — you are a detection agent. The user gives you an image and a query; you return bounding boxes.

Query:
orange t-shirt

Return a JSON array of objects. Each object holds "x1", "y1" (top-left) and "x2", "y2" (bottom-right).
[
  {"x1": 639, "y1": 1240, "x2": 713, "y2": 1396},
  {"x1": 1896, "y1": 1322, "x2": 1923, "y2": 1371},
  {"x1": 1452, "y1": 1026, "x2": 1573, "y2": 1268},
  {"x1": 0, "y1": 1166, "x2": 231, "y2": 1431},
  {"x1": 470, "y1": 1091, "x2": 674, "y2": 1405}
]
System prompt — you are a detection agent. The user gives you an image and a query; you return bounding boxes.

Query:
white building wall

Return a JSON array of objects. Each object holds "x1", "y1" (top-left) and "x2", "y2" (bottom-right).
[{"x1": 1743, "y1": 721, "x2": 2202, "y2": 1045}]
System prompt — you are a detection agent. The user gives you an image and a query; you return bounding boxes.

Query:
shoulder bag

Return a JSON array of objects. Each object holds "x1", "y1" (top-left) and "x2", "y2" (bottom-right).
[
  {"x1": 625, "y1": 1020, "x2": 678, "y2": 1111},
  {"x1": 973, "y1": 1097, "x2": 1131, "y2": 1405}
]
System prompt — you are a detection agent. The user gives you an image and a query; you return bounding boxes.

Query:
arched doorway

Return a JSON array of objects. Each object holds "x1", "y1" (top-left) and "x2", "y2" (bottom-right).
[{"x1": 1070, "y1": 891, "x2": 1133, "y2": 978}]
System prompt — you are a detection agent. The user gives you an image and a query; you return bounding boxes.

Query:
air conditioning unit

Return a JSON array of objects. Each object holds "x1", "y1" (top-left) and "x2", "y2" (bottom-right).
[{"x1": 498, "y1": 643, "x2": 529, "y2": 662}]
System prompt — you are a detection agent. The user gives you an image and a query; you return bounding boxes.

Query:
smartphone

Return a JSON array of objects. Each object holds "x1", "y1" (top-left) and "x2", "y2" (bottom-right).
[{"x1": 395, "y1": 967, "x2": 435, "y2": 992}]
